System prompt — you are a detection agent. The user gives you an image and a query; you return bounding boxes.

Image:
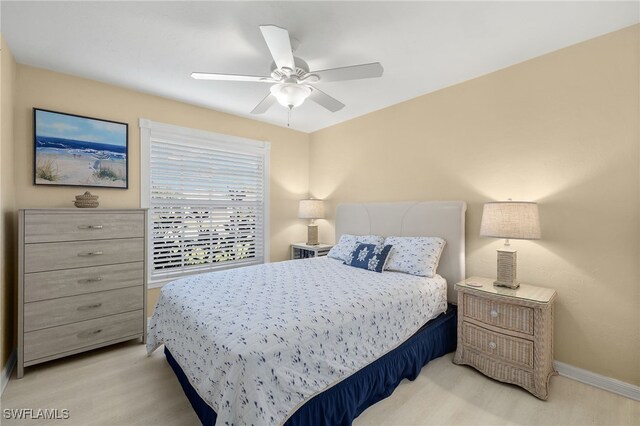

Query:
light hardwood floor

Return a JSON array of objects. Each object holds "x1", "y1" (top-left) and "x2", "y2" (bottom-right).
[{"x1": 2, "y1": 341, "x2": 638, "y2": 425}]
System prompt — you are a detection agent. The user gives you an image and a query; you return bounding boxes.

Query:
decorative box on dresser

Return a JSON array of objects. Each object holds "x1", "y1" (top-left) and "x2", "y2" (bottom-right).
[
  {"x1": 17, "y1": 209, "x2": 147, "y2": 378},
  {"x1": 453, "y1": 276, "x2": 557, "y2": 400}
]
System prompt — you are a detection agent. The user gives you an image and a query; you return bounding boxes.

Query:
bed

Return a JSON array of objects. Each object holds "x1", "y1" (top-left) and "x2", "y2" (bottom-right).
[{"x1": 147, "y1": 201, "x2": 466, "y2": 425}]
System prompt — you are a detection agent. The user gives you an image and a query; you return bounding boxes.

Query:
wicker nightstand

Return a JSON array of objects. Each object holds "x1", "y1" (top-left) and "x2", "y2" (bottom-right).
[{"x1": 453, "y1": 276, "x2": 557, "y2": 400}]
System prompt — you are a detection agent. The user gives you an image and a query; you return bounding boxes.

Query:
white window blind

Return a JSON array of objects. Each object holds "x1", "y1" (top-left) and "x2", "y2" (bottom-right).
[{"x1": 140, "y1": 119, "x2": 270, "y2": 286}]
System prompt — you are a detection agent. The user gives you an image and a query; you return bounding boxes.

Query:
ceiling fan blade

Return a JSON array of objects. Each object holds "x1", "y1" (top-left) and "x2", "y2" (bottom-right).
[
  {"x1": 191, "y1": 72, "x2": 274, "y2": 83},
  {"x1": 259, "y1": 25, "x2": 295, "y2": 71},
  {"x1": 251, "y1": 93, "x2": 277, "y2": 114},
  {"x1": 308, "y1": 86, "x2": 345, "y2": 112},
  {"x1": 313, "y1": 62, "x2": 384, "y2": 83}
]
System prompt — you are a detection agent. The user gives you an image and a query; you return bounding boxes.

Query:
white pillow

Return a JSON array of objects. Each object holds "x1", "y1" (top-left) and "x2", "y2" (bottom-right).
[
  {"x1": 383, "y1": 236, "x2": 446, "y2": 277},
  {"x1": 327, "y1": 234, "x2": 385, "y2": 262}
]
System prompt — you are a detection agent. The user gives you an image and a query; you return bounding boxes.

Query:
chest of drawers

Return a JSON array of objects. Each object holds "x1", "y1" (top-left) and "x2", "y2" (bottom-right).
[
  {"x1": 17, "y1": 209, "x2": 147, "y2": 378},
  {"x1": 453, "y1": 277, "x2": 557, "y2": 399}
]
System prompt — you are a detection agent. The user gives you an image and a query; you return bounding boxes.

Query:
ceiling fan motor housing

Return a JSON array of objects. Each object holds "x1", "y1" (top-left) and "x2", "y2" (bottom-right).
[{"x1": 270, "y1": 57, "x2": 318, "y2": 83}]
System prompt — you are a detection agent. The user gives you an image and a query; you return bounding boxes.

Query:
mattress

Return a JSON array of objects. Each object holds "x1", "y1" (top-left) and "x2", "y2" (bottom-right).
[{"x1": 147, "y1": 257, "x2": 448, "y2": 426}]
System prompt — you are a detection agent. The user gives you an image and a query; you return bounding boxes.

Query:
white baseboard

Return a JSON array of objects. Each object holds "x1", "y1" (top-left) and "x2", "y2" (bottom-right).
[
  {"x1": 1, "y1": 349, "x2": 16, "y2": 395},
  {"x1": 554, "y1": 360, "x2": 639, "y2": 401}
]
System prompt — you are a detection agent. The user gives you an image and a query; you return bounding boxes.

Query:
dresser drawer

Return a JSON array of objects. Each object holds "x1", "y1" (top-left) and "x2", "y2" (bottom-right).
[
  {"x1": 24, "y1": 262, "x2": 144, "y2": 302},
  {"x1": 25, "y1": 238, "x2": 144, "y2": 273},
  {"x1": 24, "y1": 212, "x2": 144, "y2": 243},
  {"x1": 24, "y1": 286, "x2": 143, "y2": 332},
  {"x1": 24, "y1": 310, "x2": 143, "y2": 362},
  {"x1": 462, "y1": 322, "x2": 533, "y2": 369},
  {"x1": 462, "y1": 293, "x2": 534, "y2": 335}
]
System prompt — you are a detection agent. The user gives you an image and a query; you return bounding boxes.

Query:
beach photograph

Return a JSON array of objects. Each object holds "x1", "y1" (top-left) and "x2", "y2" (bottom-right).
[{"x1": 34, "y1": 109, "x2": 128, "y2": 188}]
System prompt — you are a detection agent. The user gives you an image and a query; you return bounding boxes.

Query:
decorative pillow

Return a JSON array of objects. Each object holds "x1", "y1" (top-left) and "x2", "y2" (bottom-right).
[
  {"x1": 344, "y1": 243, "x2": 393, "y2": 273},
  {"x1": 383, "y1": 236, "x2": 446, "y2": 278},
  {"x1": 327, "y1": 234, "x2": 385, "y2": 262}
]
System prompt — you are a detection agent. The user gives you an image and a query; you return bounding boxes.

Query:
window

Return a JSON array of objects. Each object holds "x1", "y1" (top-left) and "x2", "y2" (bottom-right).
[{"x1": 140, "y1": 119, "x2": 270, "y2": 287}]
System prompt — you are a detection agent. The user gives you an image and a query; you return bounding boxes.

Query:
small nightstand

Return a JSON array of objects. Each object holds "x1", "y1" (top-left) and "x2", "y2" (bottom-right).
[
  {"x1": 290, "y1": 242, "x2": 333, "y2": 260},
  {"x1": 453, "y1": 276, "x2": 557, "y2": 400}
]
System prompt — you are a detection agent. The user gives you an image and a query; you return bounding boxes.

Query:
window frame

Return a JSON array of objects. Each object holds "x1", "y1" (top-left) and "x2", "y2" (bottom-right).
[{"x1": 139, "y1": 118, "x2": 270, "y2": 289}]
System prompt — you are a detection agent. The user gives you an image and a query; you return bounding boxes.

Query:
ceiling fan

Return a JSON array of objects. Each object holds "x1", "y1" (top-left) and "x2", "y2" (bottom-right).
[{"x1": 191, "y1": 25, "x2": 384, "y2": 114}]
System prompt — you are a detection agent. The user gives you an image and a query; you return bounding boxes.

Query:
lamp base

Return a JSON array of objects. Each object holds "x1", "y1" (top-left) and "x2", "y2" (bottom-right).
[
  {"x1": 493, "y1": 280, "x2": 520, "y2": 289},
  {"x1": 306, "y1": 224, "x2": 319, "y2": 246},
  {"x1": 494, "y1": 248, "x2": 519, "y2": 289}
]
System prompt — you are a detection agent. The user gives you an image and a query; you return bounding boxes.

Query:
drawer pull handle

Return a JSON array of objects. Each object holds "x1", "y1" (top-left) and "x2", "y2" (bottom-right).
[
  {"x1": 78, "y1": 251, "x2": 103, "y2": 257},
  {"x1": 490, "y1": 309, "x2": 499, "y2": 318},
  {"x1": 78, "y1": 225, "x2": 104, "y2": 230},
  {"x1": 77, "y1": 303, "x2": 103, "y2": 311},
  {"x1": 77, "y1": 329, "x2": 103, "y2": 339},
  {"x1": 78, "y1": 277, "x2": 103, "y2": 284},
  {"x1": 488, "y1": 341, "x2": 497, "y2": 350}
]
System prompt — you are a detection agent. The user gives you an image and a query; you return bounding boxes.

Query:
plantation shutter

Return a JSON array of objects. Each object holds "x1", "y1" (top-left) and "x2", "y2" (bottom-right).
[{"x1": 140, "y1": 119, "x2": 270, "y2": 285}]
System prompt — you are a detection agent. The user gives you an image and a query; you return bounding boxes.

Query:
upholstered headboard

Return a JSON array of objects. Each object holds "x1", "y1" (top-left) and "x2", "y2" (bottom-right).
[{"x1": 335, "y1": 201, "x2": 467, "y2": 301}]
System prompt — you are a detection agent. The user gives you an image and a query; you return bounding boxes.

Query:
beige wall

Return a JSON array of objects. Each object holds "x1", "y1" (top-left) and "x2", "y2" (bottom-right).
[
  {"x1": 1, "y1": 36, "x2": 17, "y2": 370},
  {"x1": 12, "y1": 66, "x2": 310, "y2": 314},
  {"x1": 309, "y1": 25, "x2": 640, "y2": 385}
]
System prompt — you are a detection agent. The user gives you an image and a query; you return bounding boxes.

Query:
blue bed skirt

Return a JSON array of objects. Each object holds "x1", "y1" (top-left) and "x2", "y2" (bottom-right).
[{"x1": 164, "y1": 304, "x2": 457, "y2": 426}]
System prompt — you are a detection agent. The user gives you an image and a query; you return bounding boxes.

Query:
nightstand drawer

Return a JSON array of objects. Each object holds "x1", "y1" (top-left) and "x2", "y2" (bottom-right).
[
  {"x1": 462, "y1": 293, "x2": 534, "y2": 335},
  {"x1": 462, "y1": 322, "x2": 533, "y2": 369},
  {"x1": 463, "y1": 349, "x2": 534, "y2": 391}
]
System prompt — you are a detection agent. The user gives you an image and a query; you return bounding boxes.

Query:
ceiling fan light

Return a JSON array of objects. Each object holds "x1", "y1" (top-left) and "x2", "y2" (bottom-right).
[{"x1": 270, "y1": 83, "x2": 312, "y2": 108}]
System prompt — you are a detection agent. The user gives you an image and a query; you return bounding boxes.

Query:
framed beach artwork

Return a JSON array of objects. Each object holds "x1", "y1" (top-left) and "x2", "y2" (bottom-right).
[{"x1": 33, "y1": 108, "x2": 128, "y2": 189}]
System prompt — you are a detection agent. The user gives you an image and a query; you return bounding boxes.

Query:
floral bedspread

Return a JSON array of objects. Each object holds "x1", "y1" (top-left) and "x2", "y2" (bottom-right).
[{"x1": 147, "y1": 257, "x2": 447, "y2": 426}]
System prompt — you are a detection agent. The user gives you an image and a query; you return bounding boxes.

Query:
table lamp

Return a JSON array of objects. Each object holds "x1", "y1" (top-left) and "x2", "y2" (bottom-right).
[
  {"x1": 480, "y1": 201, "x2": 541, "y2": 289},
  {"x1": 298, "y1": 199, "x2": 324, "y2": 246}
]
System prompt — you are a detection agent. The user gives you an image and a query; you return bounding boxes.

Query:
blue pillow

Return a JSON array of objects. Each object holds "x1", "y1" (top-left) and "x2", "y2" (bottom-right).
[{"x1": 344, "y1": 243, "x2": 393, "y2": 273}]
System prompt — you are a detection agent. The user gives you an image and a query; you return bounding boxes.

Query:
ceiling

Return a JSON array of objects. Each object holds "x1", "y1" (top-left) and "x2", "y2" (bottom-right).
[{"x1": 2, "y1": 1, "x2": 638, "y2": 133}]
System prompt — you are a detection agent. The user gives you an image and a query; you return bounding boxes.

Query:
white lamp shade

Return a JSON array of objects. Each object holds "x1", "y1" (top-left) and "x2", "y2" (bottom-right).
[
  {"x1": 298, "y1": 199, "x2": 325, "y2": 219},
  {"x1": 480, "y1": 201, "x2": 541, "y2": 240},
  {"x1": 270, "y1": 83, "x2": 312, "y2": 108}
]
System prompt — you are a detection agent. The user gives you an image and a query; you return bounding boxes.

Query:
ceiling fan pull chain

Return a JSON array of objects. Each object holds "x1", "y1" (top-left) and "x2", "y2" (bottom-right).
[{"x1": 287, "y1": 106, "x2": 291, "y2": 127}]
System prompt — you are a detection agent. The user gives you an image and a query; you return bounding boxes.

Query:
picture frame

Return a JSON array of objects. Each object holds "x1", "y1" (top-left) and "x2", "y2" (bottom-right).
[{"x1": 33, "y1": 108, "x2": 128, "y2": 189}]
